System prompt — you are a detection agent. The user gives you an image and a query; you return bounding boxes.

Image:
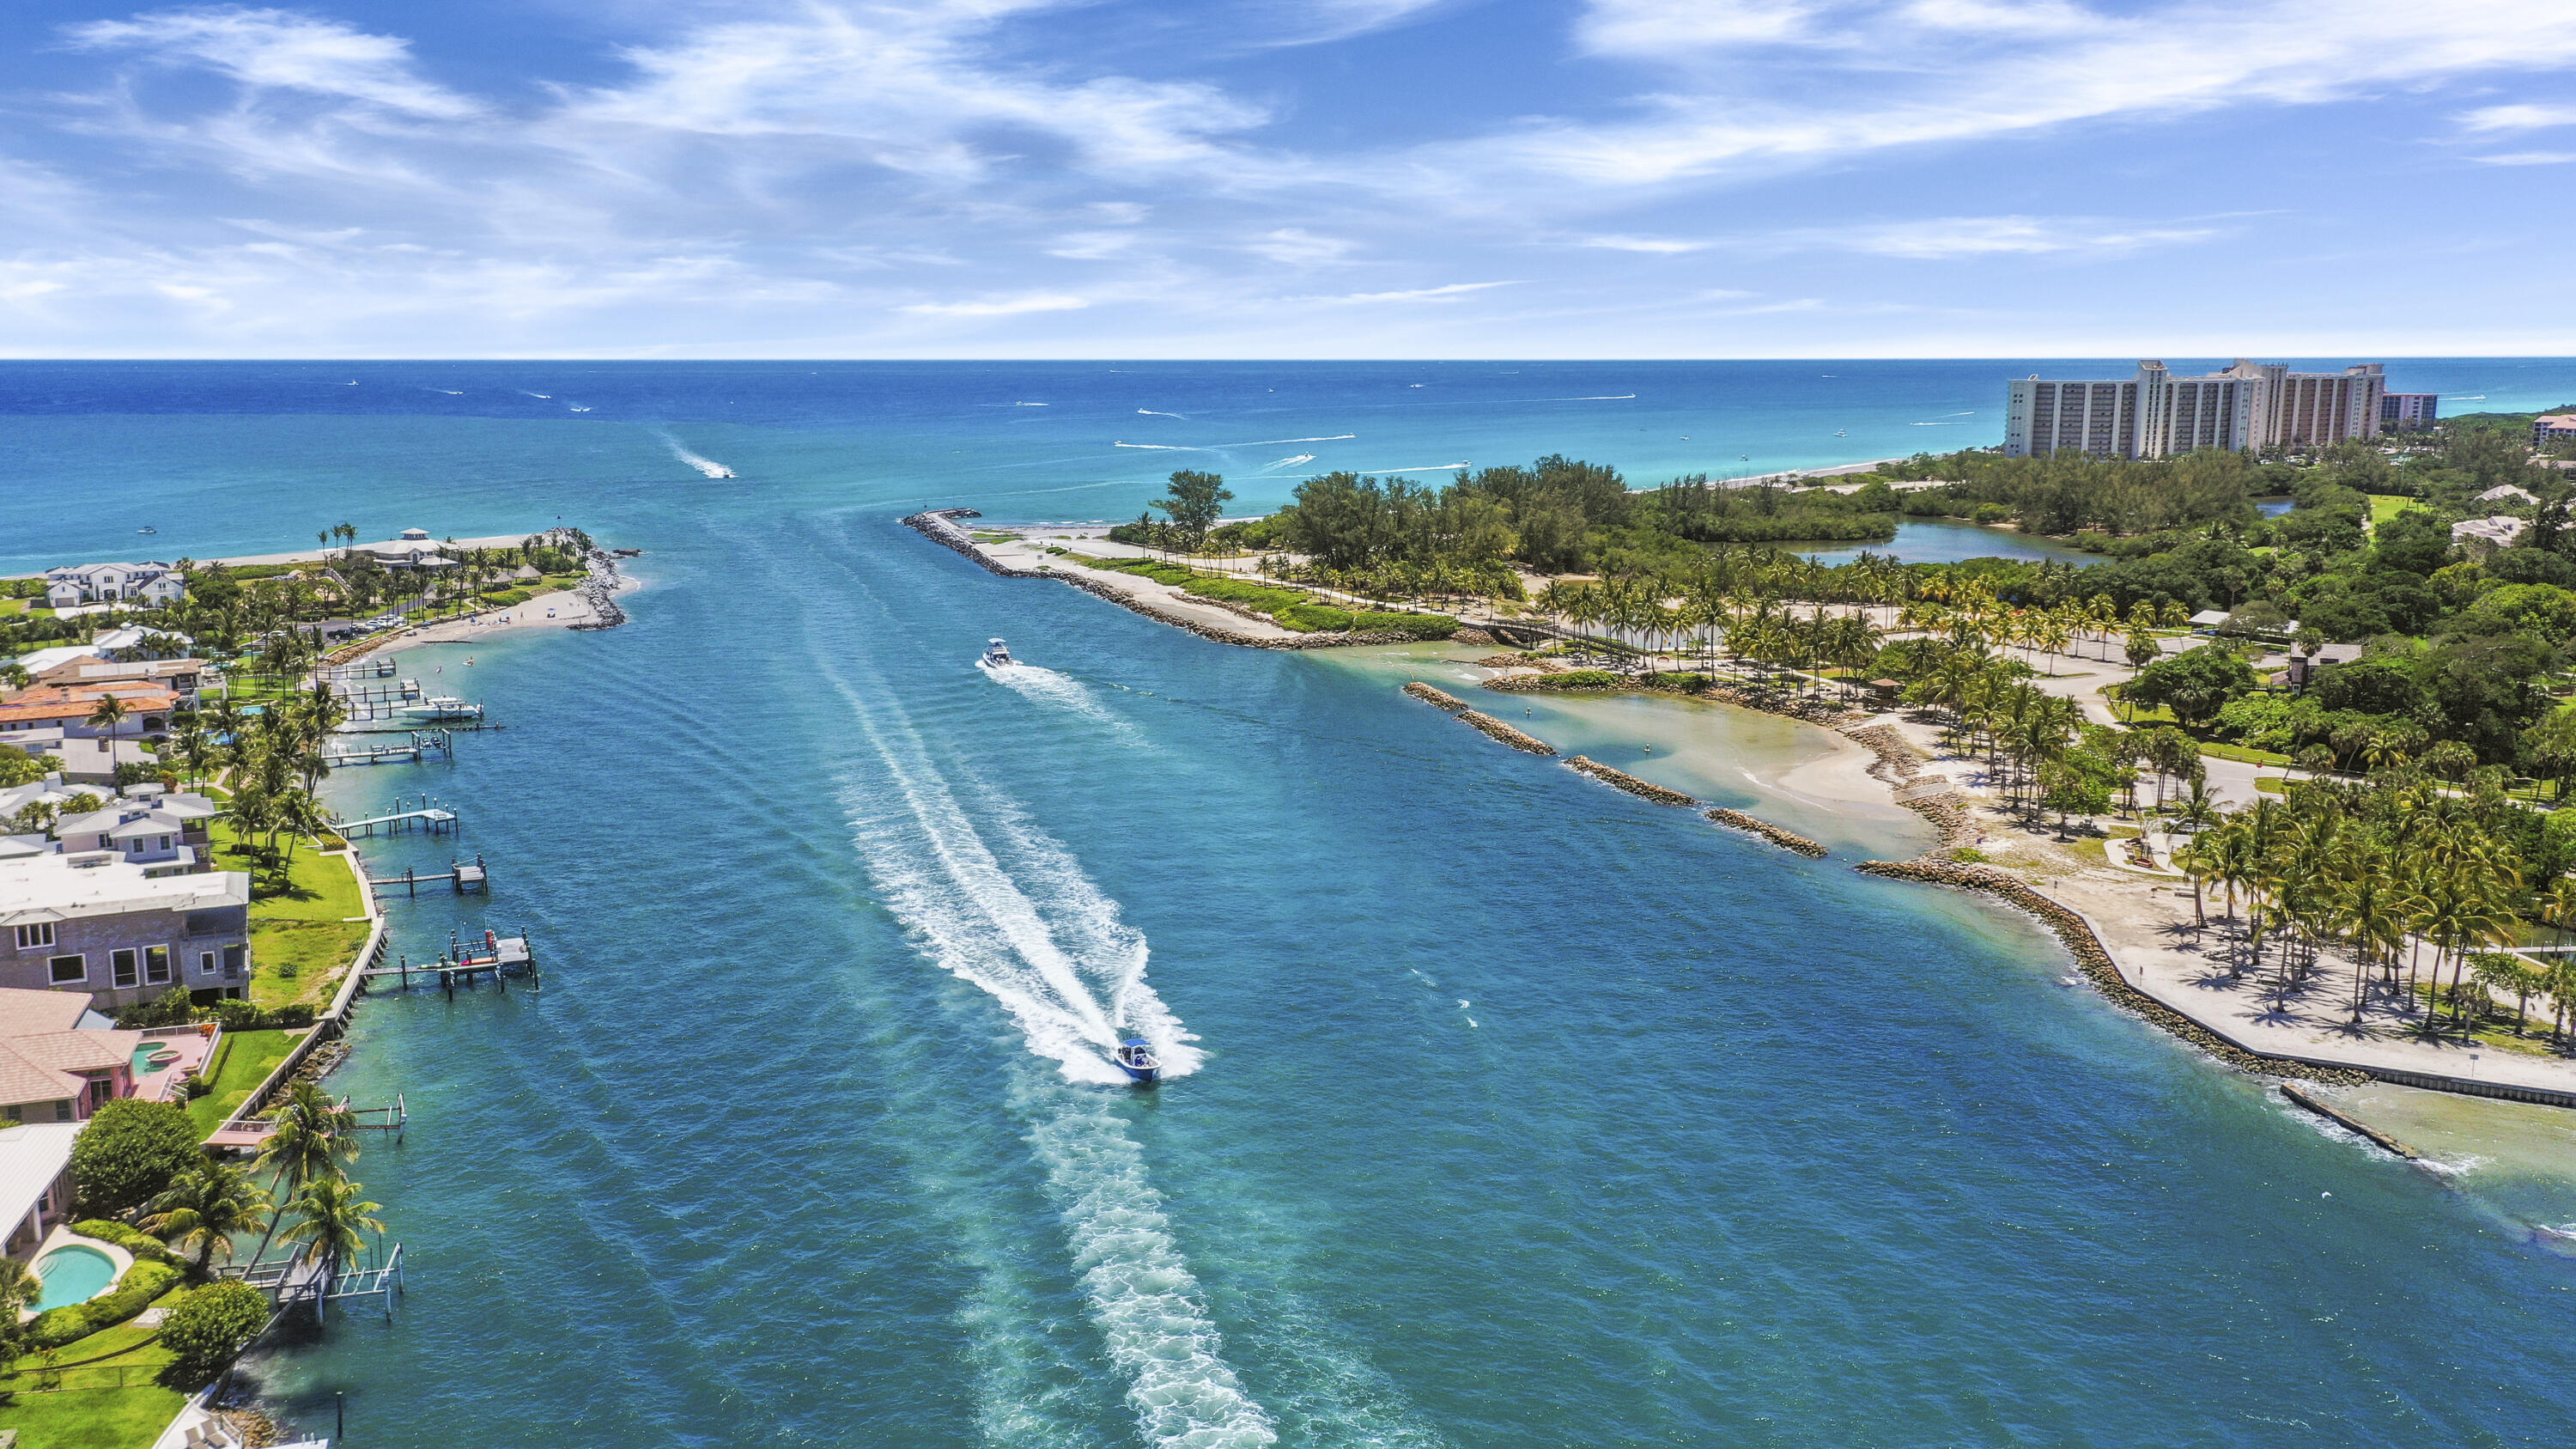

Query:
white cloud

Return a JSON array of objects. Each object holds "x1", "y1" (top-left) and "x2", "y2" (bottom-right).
[
  {"x1": 2460, "y1": 102, "x2": 2576, "y2": 132},
  {"x1": 901, "y1": 292, "x2": 1090, "y2": 316},
  {"x1": 1577, "y1": 234, "x2": 1705, "y2": 253},
  {"x1": 1291, "y1": 281, "x2": 1520, "y2": 302},
  {"x1": 2472, "y1": 150, "x2": 2576, "y2": 166},
  {"x1": 68, "y1": 7, "x2": 478, "y2": 118},
  {"x1": 1246, "y1": 228, "x2": 1351, "y2": 265},
  {"x1": 1794, "y1": 215, "x2": 2222, "y2": 258},
  {"x1": 1580, "y1": 0, "x2": 1816, "y2": 51}
]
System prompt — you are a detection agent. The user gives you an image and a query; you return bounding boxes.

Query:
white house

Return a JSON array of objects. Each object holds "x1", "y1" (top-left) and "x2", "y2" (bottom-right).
[
  {"x1": 2475, "y1": 484, "x2": 2539, "y2": 507},
  {"x1": 2452, "y1": 515, "x2": 2530, "y2": 555},
  {"x1": 40, "y1": 563, "x2": 184, "y2": 610}
]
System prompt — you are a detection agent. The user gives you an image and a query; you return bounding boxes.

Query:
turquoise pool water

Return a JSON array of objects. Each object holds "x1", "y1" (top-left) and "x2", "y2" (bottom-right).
[{"x1": 33, "y1": 1245, "x2": 116, "y2": 1312}]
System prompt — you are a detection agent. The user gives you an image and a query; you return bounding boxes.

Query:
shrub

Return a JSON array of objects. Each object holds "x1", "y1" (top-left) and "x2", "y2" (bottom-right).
[
  {"x1": 1272, "y1": 602, "x2": 1352, "y2": 632},
  {"x1": 23, "y1": 1260, "x2": 184, "y2": 1348},
  {"x1": 112, "y1": 987, "x2": 201, "y2": 1030},
  {"x1": 157, "y1": 1282, "x2": 272, "y2": 1391},
  {"x1": 1541, "y1": 670, "x2": 1623, "y2": 687},
  {"x1": 70, "y1": 1099, "x2": 203, "y2": 1218},
  {"x1": 1348, "y1": 611, "x2": 1460, "y2": 639},
  {"x1": 70, "y1": 1220, "x2": 186, "y2": 1266}
]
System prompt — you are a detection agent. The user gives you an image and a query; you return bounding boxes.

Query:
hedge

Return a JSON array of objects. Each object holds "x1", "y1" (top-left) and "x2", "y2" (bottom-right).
[
  {"x1": 69, "y1": 1221, "x2": 185, "y2": 1267},
  {"x1": 26, "y1": 1260, "x2": 184, "y2": 1349}
]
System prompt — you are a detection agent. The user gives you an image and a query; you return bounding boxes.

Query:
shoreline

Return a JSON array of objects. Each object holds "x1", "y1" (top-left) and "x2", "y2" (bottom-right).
[{"x1": 904, "y1": 512, "x2": 2576, "y2": 1120}]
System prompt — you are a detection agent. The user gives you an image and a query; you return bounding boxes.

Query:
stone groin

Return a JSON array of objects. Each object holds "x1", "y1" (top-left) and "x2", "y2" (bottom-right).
[
  {"x1": 1852, "y1": 859, "x2": 2370, "y2": 1087},
  {"x1": 1565, "y1": 756, "x2": 1698, "y2": 807},
  {"x1": 1455, "y1": 710, "x2": 1557, "y2": 755},
  {"x1": 1704, "y1": 807, "x2": 1828, "y2": 857},
  {"x1": 1404, "y1": 682, "x2": 1467, "y2": 710}
]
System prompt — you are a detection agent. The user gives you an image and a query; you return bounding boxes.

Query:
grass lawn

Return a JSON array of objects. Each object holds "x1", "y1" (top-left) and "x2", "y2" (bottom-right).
[
  {"x1": 0, "y1": 1314, "x2": 185, "y2": 1448},
  {"x1": 207, "y1": 822, "x2": 368, "y2": 1008},
  {"x1": 2368, "y1": 494, "x2": 2424, "y2": 527},
  {"x1": 2198, "y1": 740, "x2": 2291, "y2": 767},
  {"x1": 185, "y1": 1027, "x2": 299, "y2": 1133}
]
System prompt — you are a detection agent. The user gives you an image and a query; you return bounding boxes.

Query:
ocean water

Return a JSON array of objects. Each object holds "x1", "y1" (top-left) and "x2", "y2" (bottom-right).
[{"x1": 9, "y1": 362, "x2": 2576, "y2": 1446}]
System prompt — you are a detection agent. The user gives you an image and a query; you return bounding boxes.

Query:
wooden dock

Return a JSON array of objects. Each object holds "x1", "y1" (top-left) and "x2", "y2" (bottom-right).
[
  {"x1": 368, "y1": 855, "x2": 489, "y2": 895},
  {"x1": 359, "y1": 928, "x2": 539, "y2": 995},
  {"x1": 336, "y1": 801, "x2": 457, "y2": 837},
  {"x1": 322, "y1": 729, "x2": 453, "y2": 767}
]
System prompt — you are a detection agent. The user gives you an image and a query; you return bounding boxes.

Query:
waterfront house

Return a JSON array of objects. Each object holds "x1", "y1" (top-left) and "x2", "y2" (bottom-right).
[
  {"x1": 0, "y1": 987, "x2": 139, "y2": 1123},
  {"x1": 0, "y1": 851, "x2": 251, "y2": 1008},
  {"x1": 0, "y1": 1121, "x2": 84, "y2": 1261},
  {"x1": 50, "y1": 795, "x2": 215, "y2": 874},
  {"x1": 27, "y1": 654, "x2": 205, "y2": 704},
  {"x1": 40, "y1": 562, "x2": 185, "y2": 610}
]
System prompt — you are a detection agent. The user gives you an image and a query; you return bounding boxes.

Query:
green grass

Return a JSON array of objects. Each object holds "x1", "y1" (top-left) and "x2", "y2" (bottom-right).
[
  {"x1": 185, "y1": 1027, "x2": 298, "y2": 1133},
  {"x1": 208, "y1": 822, "x2": 368, "y2": 1007},
  {"x1": 1061, "y1": 554, "x2": 1458, "y2": 636},
  {"x1": 2198, "y1": 740, "x2": 2292, "y2": 767},
  {"x1": 0, "y1": 1315, "x2": 185, "y2": 1448},
  {"x1": 2368, "y1": 494, "x2": 2424, "y2": 527}
]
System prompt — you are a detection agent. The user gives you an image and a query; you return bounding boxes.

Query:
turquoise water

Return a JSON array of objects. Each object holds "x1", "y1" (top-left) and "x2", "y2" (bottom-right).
[
  {"x1": 1802, "y1": 518, "x2": 2099, "y2": 566},
  {"x1": 33, "y1": 1245, "x2": 117, "y2": 1311},
  {"x1": 7, "y1": 362, "x2": 2576, "y2": 1446}
]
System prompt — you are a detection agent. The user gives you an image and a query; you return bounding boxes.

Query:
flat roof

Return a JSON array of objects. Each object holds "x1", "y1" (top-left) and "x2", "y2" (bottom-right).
[
  {"x1": 0, "y1": 853, "x2": 247, "y2": 925},
  {"x1": 0, "y1": 1122, "x2": 82, "y2": 1233}
]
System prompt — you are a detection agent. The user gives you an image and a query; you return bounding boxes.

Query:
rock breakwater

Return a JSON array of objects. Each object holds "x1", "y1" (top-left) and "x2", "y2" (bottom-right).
[
  {"x1": 1853, "y1": 859, "x2": 2369, "y2": 1087},
  {"x1": 1564, "y1": 756, "x2": 1698, "y2": 807},
  {"x1": 1404, "y1": 682, "x2": 1467, "y2": 710},
  {"x1": 1456, "y1": 711, "x2": 1557, "y2": 755},
  {"x1": 1704, "y1": 808, "x2": 1828, "y2": 857}
]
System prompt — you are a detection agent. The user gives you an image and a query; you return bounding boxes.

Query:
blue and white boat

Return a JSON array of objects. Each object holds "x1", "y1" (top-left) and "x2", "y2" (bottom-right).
[
  {"x1": 1114, "y1": 1038, "x2": 1160, "y2": 1085},
  {"x1": 978, "y1": 637, "x2": 1013, "y2": 670}
]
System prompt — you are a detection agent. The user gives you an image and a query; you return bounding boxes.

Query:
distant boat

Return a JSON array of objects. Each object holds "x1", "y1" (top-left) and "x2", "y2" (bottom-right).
[
  {"x1": 977, "y1": 637, "x2": 1013, "y2": 670},
  {"x1": 1834, "y1": 429, "x2": 1847, "y2": 437},
  {"x1": 1114, "y1": 1039, "x2": 1160, "y2": 1085},
  {"x1": 137, "y1": 527, "x2": 156, "y2": 534}
]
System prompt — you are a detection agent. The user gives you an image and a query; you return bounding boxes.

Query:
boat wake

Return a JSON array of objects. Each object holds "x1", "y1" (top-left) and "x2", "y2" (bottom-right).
[
  {"x1": 980, "y1": 660, "x2": 1128, "y2": 730},
  {"x1": 1261, "y1": 454, "x2": 1315, "y2": 471},
  {"x1": 656, "y1": 430, "x2": 737, "y2": 478},
  {"x1": 1136, "y1": 408, "x2": 1189, "y2": 419}
]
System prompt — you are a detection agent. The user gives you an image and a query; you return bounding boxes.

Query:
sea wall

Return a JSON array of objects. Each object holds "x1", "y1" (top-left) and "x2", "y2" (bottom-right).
[
  {"x1": 902, "y1": 511, "x2": 1423, "y2": 650},
  {"x1": 1853, "y1": 859, "x2": 2371, "y2": 1087},
  {"x1": 1564, "y1": 756, "x2": 1697, "y2": 807},
  {"x1": 1405, "y1": 682, "x2": 1467, "y2": 710},
  {"x1": 1704, "y1": 808, "x2": 1827, "y2": 857}
]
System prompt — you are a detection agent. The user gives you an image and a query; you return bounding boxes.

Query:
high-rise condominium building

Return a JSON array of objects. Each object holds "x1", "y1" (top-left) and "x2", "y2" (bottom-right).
[
  {"x1": 2003, "y1": 360, "x2": 2389, "y2": 459},
  {"x1": 2382, "y1": 393, "x2": 2439, "y2": 431}
]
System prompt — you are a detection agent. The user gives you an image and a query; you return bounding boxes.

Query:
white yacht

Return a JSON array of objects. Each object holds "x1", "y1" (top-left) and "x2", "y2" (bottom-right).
[
  {"x1": 403, "y1": 696, "x2": 483, "y2": 721},
  {"x1": 978, "y1": 638, "x2": 1014, "y2": 670}
]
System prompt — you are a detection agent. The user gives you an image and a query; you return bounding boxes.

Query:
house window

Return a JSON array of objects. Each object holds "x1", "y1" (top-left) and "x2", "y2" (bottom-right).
[
  {"x1": 13, "y1": 923, "x2": 52, "y2": 950},
  {"x1": 47, "y1": 955, "x2": 84, "y2": 985},
  {"x1": 222, "y1": 946, "x2": 244, "y2": 980},
  {"x1": 52, "y1": 1101, "x2": 73, "y2": 1123},
  {"x1": 112, "y1": 949, "x2": 137, "y2": 988},
  {"x1": 145, "y1": 947, "x2": 170, "y2": 984}
]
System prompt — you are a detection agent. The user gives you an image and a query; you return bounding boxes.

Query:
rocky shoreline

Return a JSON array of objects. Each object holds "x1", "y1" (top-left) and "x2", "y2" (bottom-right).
[
  {"x1": 1705, "y1": 808, "x2": 1829, "y2": 858},
  {"x1": 1457, "y1": 710, "x2": 1557, "y2": 755},
  {"x1": 1854, "y1": 859, "x2": 2370, "y2": 1087}
]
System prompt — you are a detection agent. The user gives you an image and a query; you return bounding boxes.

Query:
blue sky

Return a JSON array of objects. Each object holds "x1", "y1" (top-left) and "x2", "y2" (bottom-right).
[{"x1": 3, "y1": 0, "x2": 2573, "y2": 357}]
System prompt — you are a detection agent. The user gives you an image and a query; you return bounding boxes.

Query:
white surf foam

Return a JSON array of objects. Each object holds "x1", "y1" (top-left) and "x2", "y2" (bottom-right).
[
  {"x1": 1018, "y1": 1081, "x2": 1279, "y2": 1446},
  {"x1": 655, "y1": 429, "x2": 737, "y2": 478}
]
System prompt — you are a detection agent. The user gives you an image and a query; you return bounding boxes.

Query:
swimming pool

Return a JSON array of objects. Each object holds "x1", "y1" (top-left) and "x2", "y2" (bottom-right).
[{"x1": 32, "y1": 1245, "x2": 117, "y2": 1311}]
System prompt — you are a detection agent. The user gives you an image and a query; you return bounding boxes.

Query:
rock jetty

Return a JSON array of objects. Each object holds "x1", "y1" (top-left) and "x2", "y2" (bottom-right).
[
  {"x1": 1564, "y1": 756, "x2": 1696, "y2": 807},
  {"x1": 1404, "y1": 682, "x2": 1467, "y2": 710},
  {"x1": 1456, "y1": 711, "x2": 1556, "y2": 755},
  {"x1": 1853, "y1": 859, "x2": 2368, "y2": 1087},
  {"x1": 1704, "y1": 808, "x2": 1827, "y2": 857}
]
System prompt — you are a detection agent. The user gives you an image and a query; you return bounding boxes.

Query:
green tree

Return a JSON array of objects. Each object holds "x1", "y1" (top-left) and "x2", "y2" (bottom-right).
[
  {"x1": 2125, "y1": 646, "x2": 2257, "y2": 728},
  {"x1": 141, "y1": 1156, "x2": 276, "y2": 1274},
  {"x1": 1151, "y1": 470, "x2": 1234, "y2": 557},
  {"x1": 70, "y1": 1099, "x2": 203, "y2": 1218},
  {"x1": 280, "y1": 1177, "x2": 386, "y2": 1274},
  {"x1": 156, "y1": 1282, "x2": 273, "y2": 1390},
  {"x1": 253, "y1": 1081, "x2": 358, "y2": 1191}
]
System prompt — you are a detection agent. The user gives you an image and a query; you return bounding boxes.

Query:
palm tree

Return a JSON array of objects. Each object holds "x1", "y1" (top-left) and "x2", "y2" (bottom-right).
[
  {"x1": 141, "y1": 1156, "x2": 275, "y2": 1273},
  {"x1": 84, "y1": 693, "x2": 132, "y2": 762},
  {"x1": 280, "y1": 1178, "x2": 386, "y2": 1279},
  {"x1": 254, "y1": 1081, "x2": 358, "y2": 1190}
]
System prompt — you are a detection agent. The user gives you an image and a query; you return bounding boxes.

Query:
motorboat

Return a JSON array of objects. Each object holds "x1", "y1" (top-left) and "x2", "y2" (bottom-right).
[
  {"x1": 137, "y1": 527, "x2": 157, "y2": 534},
  {"x1": 402, "y1": 696, "x2": 483, "y2": 721},
  {"x1": 1114, "y1": 1038, "x2": 1160, "y2": 1086},
  {"x1": 978, "y1": 637, "x2": 1013, "y2": 669}
]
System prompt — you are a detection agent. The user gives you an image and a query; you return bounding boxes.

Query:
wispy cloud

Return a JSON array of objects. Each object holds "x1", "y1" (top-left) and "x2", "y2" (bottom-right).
[
  {"x1": 2459, "y1": 102, "x2": 2576, "y2": 132},
  {"x1": 1778, "y1": 215, "x2": 2224, "y2": 259},
  {"x1": 900, "y1": 292, "x2": 1090, "y2": 316},
  {"x1": 1577, "y1": 234, "x2": 1706, "y2": 253},
  {"x1": 2472, "y1": 150, "x2": 2576, "y2": 166},
  {"x1": 68, "y1": 7, "x2": 478, "y2": 118},
  {"x1": 1291, "y1": 281, "x2": 1520, "y2": 303}
]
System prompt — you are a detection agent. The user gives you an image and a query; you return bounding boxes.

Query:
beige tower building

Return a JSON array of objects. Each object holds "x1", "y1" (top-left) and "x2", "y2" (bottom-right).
[{"x1": 2004, "y1": 360, "x2": 2388, "y2": 459}]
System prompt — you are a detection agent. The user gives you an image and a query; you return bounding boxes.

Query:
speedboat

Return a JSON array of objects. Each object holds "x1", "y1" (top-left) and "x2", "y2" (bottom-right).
[
  {"x1": 137, "y1": 527, "x2": 157, "y2": 534},
  {"x1": 403, "y1": 696, "x2": 483, "y2": 721},
  {"x1": 978, "y1": 637, "x2": 1013, "y2": 669},
  {"x1": 1114, "y1": 1038, "x2": 1160, "y2": 1086}
]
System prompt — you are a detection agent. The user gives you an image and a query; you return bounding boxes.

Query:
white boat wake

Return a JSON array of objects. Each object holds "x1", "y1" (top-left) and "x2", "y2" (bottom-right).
[
  {"x1": 656, "y1": 429, "x2": 737, "y2": 478},
  {"x1": 979, "y1": 659, "x2": 1130, "y2": 733}
]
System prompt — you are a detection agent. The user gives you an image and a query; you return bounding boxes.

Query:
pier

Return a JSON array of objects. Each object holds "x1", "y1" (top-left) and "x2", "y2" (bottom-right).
[
  {"x1": 334, "y1": 798, "x2": 457, "y2": 837},
  {"x1": 359, "y1": 928, "x2": 540, "y2": 995},
  {"x1": 321, "y1": 728, "x2": 453, "y2": 767},
  {"x1": 367, "y1": 855, "x2": 489, "y2": 896}
]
